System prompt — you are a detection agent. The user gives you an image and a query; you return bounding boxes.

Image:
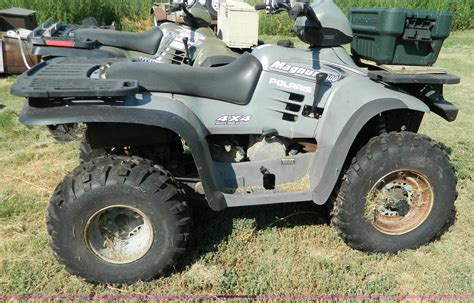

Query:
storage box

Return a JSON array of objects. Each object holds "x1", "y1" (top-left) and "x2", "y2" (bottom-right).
[
  {"x1": 349, "y1": 8, "x2": 453, "y2": 66},
  {"x1": 0, "y1": 8, "x2": 37, "y2": 31},
  {"x1": 218, "y1": 0, "x2": 259, "y2": 48}
]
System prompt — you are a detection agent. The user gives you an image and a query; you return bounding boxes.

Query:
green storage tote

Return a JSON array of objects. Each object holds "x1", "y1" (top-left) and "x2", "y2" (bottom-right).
[{"x1": 349, "y1": 8, "x2": 453, "y2": 66}]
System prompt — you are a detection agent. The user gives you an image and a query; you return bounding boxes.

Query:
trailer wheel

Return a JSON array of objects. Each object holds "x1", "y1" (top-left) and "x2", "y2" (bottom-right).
[
  {"x1": 47, "y1": 123, "x2": 85, "y2": 143},
  {"x1": 332, "y1": 132, "x2": 457, "y2": 253},
  {"x1": 47, "y1": 156, "x2": 190, "y2": 284}
]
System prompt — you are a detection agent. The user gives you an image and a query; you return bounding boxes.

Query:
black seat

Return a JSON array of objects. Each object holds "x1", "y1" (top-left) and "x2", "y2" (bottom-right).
[
  {"x1": 106, "y1": 53, "x2": 263, "y2": 105},
  {"x1": 74, "y1": 27, "x2": 163, "y2": 55}
]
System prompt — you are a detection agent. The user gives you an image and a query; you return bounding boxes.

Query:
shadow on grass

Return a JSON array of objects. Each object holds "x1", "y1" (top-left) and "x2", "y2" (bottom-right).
[
  {"x1": 182, "y1": 201, "x2": 330, "y2": 267},
  {"x1": 0, "y1": 73, "x2": 15, "y2": 79},
  {"x1": 0, "y1": 104, "x2": 5, "y2": 109},
  {"x1": 181, "y1": 190, "x2": 459, "y2": 270}
]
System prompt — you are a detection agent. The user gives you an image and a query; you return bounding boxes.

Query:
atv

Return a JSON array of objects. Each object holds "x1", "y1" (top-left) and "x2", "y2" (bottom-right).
[
  {"x1": 30, "y1": 1, "x2": 237, "y2": 65},
  {"x1": 11, "y1": 0, "x2": 459, "y2": 284},
  {"x1": 29, "y1": 0, "x2": 240, "y2": 142}
]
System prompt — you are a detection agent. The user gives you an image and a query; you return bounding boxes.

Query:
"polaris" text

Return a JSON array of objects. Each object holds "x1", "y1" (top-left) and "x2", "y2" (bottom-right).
[{"x1": 269, "y1": 78, "x2": 312, "y2": 93}]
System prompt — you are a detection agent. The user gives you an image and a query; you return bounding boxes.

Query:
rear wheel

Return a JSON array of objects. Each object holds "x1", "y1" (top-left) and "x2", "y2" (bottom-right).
[
  {"x1": 47, "y1": 123, "x2": 85, "y2": 143},
  {"x1": 47, "y1": 156, "x2": 191, "y2": 284},
  {"x1": 332, "y1": 132, "x2": 457, "y2": 252},
  {"x1": 79, "y1": 138, "x2": 184, "y2": 163},
  {"x1": 80, "y1": 139, "x2": 102, "y2": 162}
]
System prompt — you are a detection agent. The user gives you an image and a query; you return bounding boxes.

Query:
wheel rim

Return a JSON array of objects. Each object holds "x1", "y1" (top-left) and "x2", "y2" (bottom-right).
[
  {"x1": 212, "y1": 0, "x2": 219, "y2": 11},
  {"x1": 365, "y1": 169, "x2": 434, "y2": 235},
  {"x1": 85, "y1": 205, "x2": 154, "y2": 264}
]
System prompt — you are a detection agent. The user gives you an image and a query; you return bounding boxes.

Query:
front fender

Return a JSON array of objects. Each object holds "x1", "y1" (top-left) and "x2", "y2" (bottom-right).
[
  {"x1": 312, "y1": 77, "x2": 430, "y2": 204},
  {"x1": 19, "y1": 94, "x2": 227, "y2": 211}
]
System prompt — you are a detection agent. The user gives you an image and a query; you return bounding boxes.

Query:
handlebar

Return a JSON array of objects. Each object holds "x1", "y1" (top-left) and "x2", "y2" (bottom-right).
[
  {"x1": 255, "y1": 0, "x2": 319, "y2": 23},
  {"x1": 254, "y1": 3, "x2": 267, "y2": 11},
  {"x1": 255, "y1": 1, "x2": 290, "y2": 14},
  {"x1": 168, "y1": 3, "x2": 185, "y2": 13}
]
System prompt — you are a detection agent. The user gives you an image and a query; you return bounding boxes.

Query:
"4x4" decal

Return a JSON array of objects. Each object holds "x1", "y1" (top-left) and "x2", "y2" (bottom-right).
[{"x1": 215, "y1": 115, "x2": 252, "y2": 125}]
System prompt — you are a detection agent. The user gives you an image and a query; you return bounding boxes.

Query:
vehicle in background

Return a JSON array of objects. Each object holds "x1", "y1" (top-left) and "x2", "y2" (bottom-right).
[{"x1": 0, "y1": 8, "x2": 39, "y2": 74}]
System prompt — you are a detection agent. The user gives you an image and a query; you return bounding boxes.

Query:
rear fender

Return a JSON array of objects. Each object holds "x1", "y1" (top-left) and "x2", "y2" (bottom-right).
[{"x1": 20, "y1": 94, "x2": 227, "y2": 210}]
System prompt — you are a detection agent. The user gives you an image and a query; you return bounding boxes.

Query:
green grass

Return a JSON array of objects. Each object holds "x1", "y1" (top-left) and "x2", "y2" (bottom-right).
[
  {"x1": 0, "y1": 0, "x2": 472, "y2": 33},
  {"x1": 0, "y1": 31, "x2": 473, "y2": 296},
  {"x1": 0, "y1": 0, "x2": 154, "y2": 29}
]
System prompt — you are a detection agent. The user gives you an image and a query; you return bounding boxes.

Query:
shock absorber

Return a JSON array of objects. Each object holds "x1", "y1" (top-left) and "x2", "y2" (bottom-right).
[{"x1": 375, "y1": 114, "x2": 387, "y2": 135}]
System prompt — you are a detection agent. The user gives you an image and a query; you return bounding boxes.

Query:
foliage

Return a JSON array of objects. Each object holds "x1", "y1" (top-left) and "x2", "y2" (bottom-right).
[{"x1": 0, "y1": 0, "x2": 471, "y2": 33}]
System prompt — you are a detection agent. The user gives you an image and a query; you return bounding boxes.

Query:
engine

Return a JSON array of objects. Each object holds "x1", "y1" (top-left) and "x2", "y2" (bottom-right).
[
  {"x1": 209, "y1": 135, "x2": 311, "y2": 163},
  {"x1": 247, "y1": 136, "x2": 290, "y2": 162}
]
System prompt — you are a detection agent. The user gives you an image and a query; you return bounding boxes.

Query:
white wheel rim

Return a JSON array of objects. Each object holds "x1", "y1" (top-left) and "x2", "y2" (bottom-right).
[
  {"x1": 85, "y1": 205, "x2": 154, "y2": 264},
  {"x1": 212, "y1": 0, "x2": 219, "y2": 11}
]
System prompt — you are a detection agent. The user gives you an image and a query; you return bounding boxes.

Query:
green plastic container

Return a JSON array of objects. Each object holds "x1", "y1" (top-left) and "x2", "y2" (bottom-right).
[{"x1": 349, "y1": 8, "x2": 453, "y2": 66}]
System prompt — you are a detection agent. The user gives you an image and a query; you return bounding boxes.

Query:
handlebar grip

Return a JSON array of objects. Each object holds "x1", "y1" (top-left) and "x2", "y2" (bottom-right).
[
  {"x1": 254, "y1": 3, "x2": 267, "y2": 10},
  {"x1": 168, "y1": 3, "x2": 183, "y2": 13}
]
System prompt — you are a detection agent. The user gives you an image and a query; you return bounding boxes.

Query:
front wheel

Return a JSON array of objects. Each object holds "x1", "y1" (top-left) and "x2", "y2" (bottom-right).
[
  {"x1": 205, "y1": 0, "x2": 219, "y2": 20},
  {"x1": 47, "y1": 156, "x2": 191, "y2": 284},
  {"x1": 332, "y1": 132, "x2": 457, "y2": 253}
]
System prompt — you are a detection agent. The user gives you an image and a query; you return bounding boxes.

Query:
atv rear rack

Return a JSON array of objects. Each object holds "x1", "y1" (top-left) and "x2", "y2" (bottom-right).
[
  {"x1": 11, "y1": 57, "x2": 138, "y2": 98},
  {"x1": 30, "y1": 20, "x2": 99, "y2": 49}
]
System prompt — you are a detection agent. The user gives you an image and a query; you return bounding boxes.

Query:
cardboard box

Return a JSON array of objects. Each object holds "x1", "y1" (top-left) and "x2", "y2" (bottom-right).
[{"x1": 0, "y1": 8, "x2": 37, "y2": 31}]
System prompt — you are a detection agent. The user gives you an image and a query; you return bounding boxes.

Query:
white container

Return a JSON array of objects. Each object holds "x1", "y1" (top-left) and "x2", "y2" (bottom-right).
[{"x1": 218, "y1": 0, "x2": 259, "y2": 48}]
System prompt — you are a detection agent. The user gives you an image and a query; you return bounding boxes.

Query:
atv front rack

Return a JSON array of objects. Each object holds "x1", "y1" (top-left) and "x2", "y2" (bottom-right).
[
  {"x1": 11, "y1": 58, "x2": 139, "y2": 98},
  {"x1": 364, "y1": 67, "x2": 460, "y2": 122},
  {"x1": 368, "y1": 71, "x2": 460, "y2": 85}
]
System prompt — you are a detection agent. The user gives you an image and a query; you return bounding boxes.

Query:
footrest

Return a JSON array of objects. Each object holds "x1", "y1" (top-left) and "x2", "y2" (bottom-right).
[
  {"x1": 10, "y1": 57, "x2": 139, "y2": 98},
  {"x1": 368, "y1": 71, "x2": 460, "y2": 85}
]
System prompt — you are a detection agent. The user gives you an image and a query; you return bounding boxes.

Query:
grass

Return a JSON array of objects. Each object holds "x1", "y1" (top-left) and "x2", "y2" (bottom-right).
[
  {"x1": 0, "y1": 30, "x2": 473, "y2": 296},
  {"x1": 0, "y1": 0, "x2": 154, "y2": 29}
]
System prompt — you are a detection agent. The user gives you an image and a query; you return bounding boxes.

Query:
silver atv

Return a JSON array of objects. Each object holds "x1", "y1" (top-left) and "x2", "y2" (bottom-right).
[{"x1": 11, "y1": 0, "x2": 459, "y2": 284}]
